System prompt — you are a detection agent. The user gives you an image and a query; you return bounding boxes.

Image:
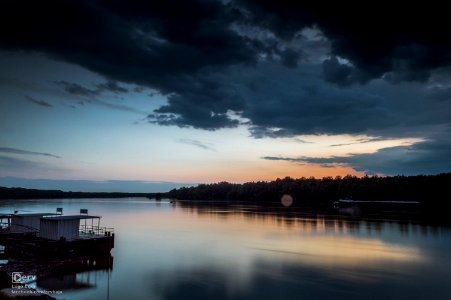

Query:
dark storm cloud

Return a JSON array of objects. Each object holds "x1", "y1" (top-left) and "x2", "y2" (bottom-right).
[
  {"x1": 322, "y1": 57, "x2": 370, "y2": 86},
  {"x1": 280, "y1": 48, "x2": 301, "y2": 68},
  {"x1": 427, "y1": 85, "x2": 451, "y2": 102},
  {"x1": 24, "y1": 95, "x2": 53, "y2": 108},
  {"x1": 229, "y1": 63, "x2": 451, "y2": 139},
  {"x1": 0, "y1": 147, "x2": 60, "y2": 158},
  {"x1": 236, "y1": 1, "x2": 451, "y2": 84},
  {"x1": 1, "y1": 0, "x2": 451, "y2": 138},
  {"x1": 0, "y1": 0, "x2": 259, "y2": 129},
  {"x1": 148, "y1": 69, "x2": 246, "y2": 129}
]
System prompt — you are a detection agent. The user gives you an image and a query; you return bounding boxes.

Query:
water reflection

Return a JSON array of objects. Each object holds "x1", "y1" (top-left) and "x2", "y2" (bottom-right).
[
  {"x1": 1, "y1": 199, "x2": 451, "y2": 299},
  {"x1": 37, "y1": 257, "x2": 112, "y2": 293},
  {"x1": 169, "y1": 204, "x2": 426, "y2": 269}
]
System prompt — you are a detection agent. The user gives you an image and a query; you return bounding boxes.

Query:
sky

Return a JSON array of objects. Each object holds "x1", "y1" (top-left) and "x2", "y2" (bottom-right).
[{"x1": 1, "y1": 1, "x2": 451, "y2": 192}]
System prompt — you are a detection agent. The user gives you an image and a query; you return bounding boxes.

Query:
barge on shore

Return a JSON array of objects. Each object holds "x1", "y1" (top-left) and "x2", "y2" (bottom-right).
[{"x1": 0, "y1": 209, "x2": 114, "y2": 257}]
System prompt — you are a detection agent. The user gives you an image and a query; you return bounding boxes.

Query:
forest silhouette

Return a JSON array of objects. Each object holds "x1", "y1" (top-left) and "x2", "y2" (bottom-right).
[{"x1": 166, "y1": 173, "x2": 451, "y2": 216}]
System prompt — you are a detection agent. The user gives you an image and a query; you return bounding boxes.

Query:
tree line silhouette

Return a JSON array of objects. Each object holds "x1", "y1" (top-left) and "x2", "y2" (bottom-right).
[
  {"x1": 166, "y1": 173, "x2": 451, "y2": 209},
  {"x1": 0, "y1": 186, "x2": 153, "y2": 199},
  {"x1": 2, "y1": 174, "x2": 450, "y2": 214}
]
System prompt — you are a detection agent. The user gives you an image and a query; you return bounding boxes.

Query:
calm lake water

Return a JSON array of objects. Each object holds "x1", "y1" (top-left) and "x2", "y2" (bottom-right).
[{"x1": 1, "y1": 198, "x2": 451, "y2": 300}]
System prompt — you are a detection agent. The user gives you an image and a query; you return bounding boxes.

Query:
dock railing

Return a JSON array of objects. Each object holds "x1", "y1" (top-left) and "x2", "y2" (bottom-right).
[{"x1": 79, "y1": 224, "x2": 114, "y2": 238}]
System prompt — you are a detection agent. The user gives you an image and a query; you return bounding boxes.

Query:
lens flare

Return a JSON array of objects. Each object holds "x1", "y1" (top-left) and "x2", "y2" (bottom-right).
[{"x1": 281, "y1": 194, "x2": 293, "y2": 207}]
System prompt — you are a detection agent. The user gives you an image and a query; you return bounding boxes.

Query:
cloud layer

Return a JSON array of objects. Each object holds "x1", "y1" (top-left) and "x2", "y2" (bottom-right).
[
  {"x1": 2, "y1": 1, "x2": 451, "y2": 175},
  {"x1": 263, "y1": 129, "x2": 451, "y2": 176},
  {"x1": 2, "y1": 0, "x2": 451, "y2": 132}
]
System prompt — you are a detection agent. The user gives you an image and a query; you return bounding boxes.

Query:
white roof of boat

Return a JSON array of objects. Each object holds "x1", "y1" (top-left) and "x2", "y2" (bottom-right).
[
  {"x1": 13, "y1": 213, "x2": 59, "y2": 217},
  {"x1": 42, "y1": 215, "x2": 101, "y2": 221}
]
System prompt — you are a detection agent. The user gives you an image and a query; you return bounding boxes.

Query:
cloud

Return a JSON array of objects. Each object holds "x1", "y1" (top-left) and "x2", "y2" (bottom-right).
[
  {"x1": 426, "y1": 84, "x2": 451, "y2": 102},
  {"x1": 24, "y1": 95, "x2": 53, "y2": 108},
  {"x1": 94, "y1": 99, "x2": 147, "y2": 114},
  {"x1": 54, "y1": 80, "x2": 128, "y2": 96},
  {"x1": 177, "y1": 139, "x2": 216, "y2": 151},
  {"x1": 330, "y1": 137, "x2": 387, "y2": 147},
  {"x1": 1, "y1": 1, "x2": 451, "y2": 178},
  {"x1": 294, "y1": 138, "x2": 314, "y2": 144},
  {"x1": 97, "y1": 80, "x2": 129, "y2": 94},
  {"x1": 0, "y1": 0, "x2": 257, "y2": 129},
  {"x1": 280, "y1": 48, "x2": 301, "y2": 68},
  {"x1": 322, "y1": 56, "x2": 369, "y2": 86},
  {"x1": 54, "y1": 80, "x2": 98, "y2": 97},
  {"x1": 0, "y1": 147, "x2": 60, "y2": 158},
  {"x1": 54, "y1": 80, "x2": 145, "y2": 114},
  {"x1": 262, "y1": 129, "x2": 451, "y2": 175},
  {"x1": 2, "y1": 0, "x2": 451, "y2": 143},
  {"x1": 262, "y1": 156, "x2": 302, "y2": 162},
  {"x1": 234, "y1": 63, "x2": 451, "y2": 138},
  {"x1": 0, "y1": 0, "x2": 316, "y2": 131},
  {"x1": 236, "y1": 1, "x2": 451, "y2": 84}
]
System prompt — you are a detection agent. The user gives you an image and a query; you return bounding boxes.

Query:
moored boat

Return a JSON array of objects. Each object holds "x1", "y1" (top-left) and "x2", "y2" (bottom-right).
[
  {"x1": 0, "y1": 209, "x2": 114, "y2": 257},
  {"x1": 333, "y1": 199, "x2": 421, "y2": 216}
]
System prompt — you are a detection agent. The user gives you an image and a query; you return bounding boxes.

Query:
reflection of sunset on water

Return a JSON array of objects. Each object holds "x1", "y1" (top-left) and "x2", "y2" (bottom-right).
[{"x1": 112, "y1": 204, "x2": 425, "y2": 274}]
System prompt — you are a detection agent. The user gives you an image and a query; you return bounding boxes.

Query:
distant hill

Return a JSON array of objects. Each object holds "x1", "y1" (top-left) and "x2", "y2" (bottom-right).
[{"x1": 0, "y1": 186, "x2": 158, "y2": 199}]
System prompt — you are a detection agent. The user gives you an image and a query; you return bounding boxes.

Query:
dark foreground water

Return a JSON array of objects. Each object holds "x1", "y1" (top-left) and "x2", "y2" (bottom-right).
[{"x1": 1, "y1": 198, "x2": 451, "y2": 300}]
